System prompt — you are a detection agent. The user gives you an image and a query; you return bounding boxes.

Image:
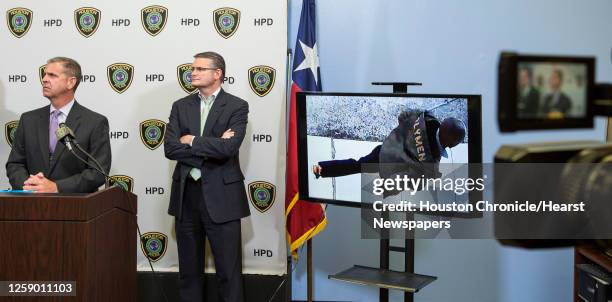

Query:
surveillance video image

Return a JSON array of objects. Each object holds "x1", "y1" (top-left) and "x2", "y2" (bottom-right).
[{"x1": 304, "y1": 94, "x2": 473, "y2": 205}]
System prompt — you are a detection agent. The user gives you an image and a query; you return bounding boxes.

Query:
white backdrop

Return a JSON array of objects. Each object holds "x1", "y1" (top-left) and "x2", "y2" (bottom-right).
[{"x1": 0, "y1": 1, "x2": 287, "y2": 275}]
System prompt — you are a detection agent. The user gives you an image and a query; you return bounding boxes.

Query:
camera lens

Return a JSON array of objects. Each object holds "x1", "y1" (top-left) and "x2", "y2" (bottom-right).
[{"x1": 559, "y1": 145, "x2": 612, "y2": 252}]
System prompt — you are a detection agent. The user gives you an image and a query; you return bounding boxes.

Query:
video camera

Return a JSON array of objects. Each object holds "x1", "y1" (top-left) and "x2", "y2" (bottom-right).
[{"x1": 495, "y1": 52, "x2": 612, "y2": 254}]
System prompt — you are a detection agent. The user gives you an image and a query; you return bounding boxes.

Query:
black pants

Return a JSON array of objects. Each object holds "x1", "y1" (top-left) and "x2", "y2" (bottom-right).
[{"x1": 176, "y1": 178, "x2": 244, "y2": 302}]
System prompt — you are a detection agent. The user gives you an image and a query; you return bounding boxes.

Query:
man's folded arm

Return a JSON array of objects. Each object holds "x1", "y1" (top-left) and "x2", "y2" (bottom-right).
[
  {"x1": 190, "y1": 101, "x2": 248, "y2": 160},
  {"x1": 164, "y1": 102, "x2": 203, "y2": 167}
]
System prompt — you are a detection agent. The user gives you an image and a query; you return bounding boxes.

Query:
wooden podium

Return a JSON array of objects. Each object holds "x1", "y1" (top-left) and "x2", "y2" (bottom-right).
[{"x1": 0, "y1": 187, "x2": 137, "y2": 301}]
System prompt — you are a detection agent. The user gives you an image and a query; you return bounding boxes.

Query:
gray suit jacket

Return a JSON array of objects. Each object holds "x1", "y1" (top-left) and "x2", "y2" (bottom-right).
[
  {"x1": 164, "y1": 89, "x2": 250, "y2": 223},
  {"x1": 6, "y1": 101, "x2": 111, "y2": 193}
]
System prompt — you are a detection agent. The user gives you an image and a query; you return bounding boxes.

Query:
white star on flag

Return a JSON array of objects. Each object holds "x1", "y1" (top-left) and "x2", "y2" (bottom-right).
[{"x1": 294, "y1": 40, "x2": 320, "y2": 85}]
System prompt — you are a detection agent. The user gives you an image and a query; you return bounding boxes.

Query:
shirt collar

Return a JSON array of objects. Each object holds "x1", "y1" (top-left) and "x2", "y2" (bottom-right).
[
  {"x1": 198, "y1": 87, "x2": 221, "y2": 103},
  {"x1": 435, "y1": 128, "x2": 448, "y2": 158},
  {"x1": 50, "y1": 99, "x2": 75, "y2": 117}
]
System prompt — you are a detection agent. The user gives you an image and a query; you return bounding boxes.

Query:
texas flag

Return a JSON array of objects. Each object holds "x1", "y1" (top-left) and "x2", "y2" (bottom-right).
[{"x1": 285, "y1": 0, "x2": 326, "y2": 259}]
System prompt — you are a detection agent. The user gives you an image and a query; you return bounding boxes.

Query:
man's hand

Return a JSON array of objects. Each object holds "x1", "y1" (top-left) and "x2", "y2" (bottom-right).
[
  {"x1": 23, "y1": 172, "x2": 58, "y2": 193},
  {"x1": 222, "y1": 128, "x2": 235, "y2": 139},
  {"x1": 313, "y1": 165, "x2": 322, "y2": 178},
  {"x1": 180, "y1": 134, "x2": 195, "y2": 145}
]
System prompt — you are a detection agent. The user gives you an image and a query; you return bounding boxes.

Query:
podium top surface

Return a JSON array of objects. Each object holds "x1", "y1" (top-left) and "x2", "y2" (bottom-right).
[
  {"x1": 0, "y1": 186, "x2": 137, "y2": 221},
  {"x1": 0, "y1": 191, "x2": 88, "y2": 197}
]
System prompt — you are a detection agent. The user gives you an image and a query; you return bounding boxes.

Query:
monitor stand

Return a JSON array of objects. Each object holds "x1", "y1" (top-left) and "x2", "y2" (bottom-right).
[{"x1": 328, "y1": 82, "x2": 438, "y2": 302}]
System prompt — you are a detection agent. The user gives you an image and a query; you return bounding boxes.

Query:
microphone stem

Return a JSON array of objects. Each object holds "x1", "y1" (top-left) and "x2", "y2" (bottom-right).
[
  {"x1": 66, "y1": 145, "x2": 112, "y2": 188},
  {"x1": 74, "y1": 142, "x2": 107, "y2": 175}
]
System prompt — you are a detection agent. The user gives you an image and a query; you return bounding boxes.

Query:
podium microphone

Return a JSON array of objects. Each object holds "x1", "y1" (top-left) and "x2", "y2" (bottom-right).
[{"x1": 55, "y1": 123, "x2": 76, "y2": 152}]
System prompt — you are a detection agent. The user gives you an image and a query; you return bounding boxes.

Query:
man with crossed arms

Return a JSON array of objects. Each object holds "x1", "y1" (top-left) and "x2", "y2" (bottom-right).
[{"x1": 164, "y1": 51, "x2": 249, "y2": 302}]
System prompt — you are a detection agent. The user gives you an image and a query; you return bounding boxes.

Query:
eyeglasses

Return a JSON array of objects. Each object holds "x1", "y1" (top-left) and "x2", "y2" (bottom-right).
[{"x1": 191, "y1": 67, "x2": 219, "y2": 72}]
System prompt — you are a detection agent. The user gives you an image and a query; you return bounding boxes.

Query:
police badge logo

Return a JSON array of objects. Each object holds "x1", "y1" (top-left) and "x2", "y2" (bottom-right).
[
  {"x1": 4, "y1": 121, "x2": 18, "y2": 147},
  {"x1": 106, "y1": 175, "x2": 134, "y2": 193},
  {"x1": 177, "y1": 63, "x2": 197, "y2": 94},
  {"x1": 6, "y1": 8, "x2": 33, "y2": 38},
  {"x1": 74, "y1": 7, "x2": 101, "y2": 38},
  {"x1": 248, "y1": 65, "x2": 276, "y2": 97},
  {"x1": 139, "y1": 119, "x2": 167, "y2": 150},
  {"x1": 141, "y1": 5, "x2": 168, "y2": 36},
  {"x1": 107, "y1": 63, "x2": 134, "y2": 94},
  {"x1": 248, "y1": 181, "x2": 276, "y2": 213},
  {"x1": 140, "y1": 232, "x2": 168, "y2": 262},
  {"x1": 213, "y1": 7, "x2": 240, "y2": 39},
  {"x1": 74, "y1": 7, "x2": 102, "y2": 38},
  {"x1": 39, "y1": 65, "x2": 46, "y2": 85}
]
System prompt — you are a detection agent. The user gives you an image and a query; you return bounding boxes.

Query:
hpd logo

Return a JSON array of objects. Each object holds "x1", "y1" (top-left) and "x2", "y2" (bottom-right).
[
  {"x1": 6, "y1": 8, "x2": 33, "y2": 38},
  {"x1": 39, "y1": 65, "x2": 46, "y2": 85},
  {"x1": 107, "y1": 63, "x2": 134, "y2": 94},
  {"x1": 141, "y1": 5, "x2": 168, "y2": 36},
  {"x1": 140, "y1": 232, "x2": 168, "y2": 262},
  {"x1": 248, "y1": 65, "x2": 276, "y2": 97},
  {"x1": 177, "y1": 63, "x2": 197, "y2": 94},
  {"x1": 248, "y1": 181, "x2": 276, "y2": 213},
  {"x1": 139, "y1": 119, "x2": 167, "y2": 150},
  {"x1": 213, "y1": 7, "x2": 240, "y2": 39},
  {"x1": 4, "y1": 121, "x2": 18, "y2": 147},
  {"x1": 107, "y1": 175, "x2": 134, "y2": 192},
  {"x1": 74, "y1": 7, "x2": 101, "y2": 38}
]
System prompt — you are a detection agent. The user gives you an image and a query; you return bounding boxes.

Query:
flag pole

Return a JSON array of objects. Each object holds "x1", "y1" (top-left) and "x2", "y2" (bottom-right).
[
  {"x1": 308, "y1": 239, "x2": 313, "y2": 302},
  {"x1": 607, "y1": 117, "x2": 611, "y2": 142}
]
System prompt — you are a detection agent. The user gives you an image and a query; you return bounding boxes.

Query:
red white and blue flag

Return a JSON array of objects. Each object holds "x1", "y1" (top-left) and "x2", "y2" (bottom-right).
[{"x1": 285, "y1": 0, "x2": 326, "y2": 259}]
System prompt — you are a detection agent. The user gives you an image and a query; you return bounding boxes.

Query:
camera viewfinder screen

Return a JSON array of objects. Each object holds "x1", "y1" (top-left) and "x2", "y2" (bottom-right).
[{"x1": 516, "y1": 62, "x2": 588, "y2": 119}]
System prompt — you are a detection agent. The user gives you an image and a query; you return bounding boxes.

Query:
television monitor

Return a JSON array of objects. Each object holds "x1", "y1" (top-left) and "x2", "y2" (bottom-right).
[{"x1": 296, "y1": 92, "x2": 482, "y2": 216}]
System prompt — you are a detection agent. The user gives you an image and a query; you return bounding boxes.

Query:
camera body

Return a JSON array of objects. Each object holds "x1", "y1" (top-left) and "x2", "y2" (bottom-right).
[{"x1": 496, "y1": 52, "x2": 612, "y2": 252}]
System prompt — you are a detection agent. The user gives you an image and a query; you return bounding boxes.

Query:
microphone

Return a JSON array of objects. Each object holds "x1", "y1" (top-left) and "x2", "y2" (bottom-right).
[{"x1": 55, "y1": 123, "x2": 76, "y2": 151}]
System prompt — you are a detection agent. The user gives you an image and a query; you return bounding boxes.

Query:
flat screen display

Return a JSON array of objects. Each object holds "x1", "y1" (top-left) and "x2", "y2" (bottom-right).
[{"x1": 296, "y1": 92, "x2": 482, "y2": 212}]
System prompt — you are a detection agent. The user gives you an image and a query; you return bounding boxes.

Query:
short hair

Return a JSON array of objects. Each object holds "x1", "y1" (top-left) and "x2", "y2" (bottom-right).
[
  {"x1": 47, "y1": 57, "x2": 82, "y2": 91},
  {"x1": 439, "y1": 117, "x2": 466, "y2": 148},
  {"x1": 193, "y1": 51, "x2": 225, "y2": 80}
]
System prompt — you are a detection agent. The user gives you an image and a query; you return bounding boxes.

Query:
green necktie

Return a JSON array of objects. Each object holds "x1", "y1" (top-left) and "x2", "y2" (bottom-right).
[{"x1": 190, "y1": 95, "x2": 215, "y2": 180}]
